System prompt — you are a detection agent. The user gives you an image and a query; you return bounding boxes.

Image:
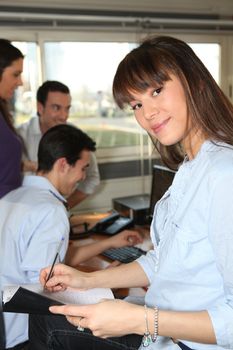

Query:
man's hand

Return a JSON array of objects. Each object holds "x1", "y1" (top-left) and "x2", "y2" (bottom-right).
[{"x1": 107, "y1": 230, "x2": 143, "y2": 249}]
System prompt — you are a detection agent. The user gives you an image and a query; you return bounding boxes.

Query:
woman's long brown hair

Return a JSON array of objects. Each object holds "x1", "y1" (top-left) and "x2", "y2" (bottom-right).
[
  {"x1": 112, "y1": 36, "x2": 233, "y2": 169},
  {"x1": 0, "y1": 39, "x2": 24, "y2": 133}
]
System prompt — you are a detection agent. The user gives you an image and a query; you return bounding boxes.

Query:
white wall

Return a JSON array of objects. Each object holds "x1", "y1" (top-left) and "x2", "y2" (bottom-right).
[{"x1": 71, "y1": 175, "x2": 152, "y2": 213}]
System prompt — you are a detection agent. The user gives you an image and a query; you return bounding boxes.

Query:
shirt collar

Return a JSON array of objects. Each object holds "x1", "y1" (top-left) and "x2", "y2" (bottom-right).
[{"x1": 22, "y1": 175, "x2": 67, "y2": 204}]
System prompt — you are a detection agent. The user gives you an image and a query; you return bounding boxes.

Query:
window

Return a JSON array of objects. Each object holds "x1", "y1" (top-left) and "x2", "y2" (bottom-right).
[
  {"x1": 13, "y1": 42, "x2": 39, "y2": 125},
  {"x1": 0, "y1": 23, "x2": 227, "y2": 211},
  {"x1": 189, "y1": 43, "x2": 220, "y2": 83},
  {"x1": 43, "y1": 41, "x2": 149, "y2": 151},
  {"x1": 13, "y1": 40, "x2": 221, "y2": 152}
]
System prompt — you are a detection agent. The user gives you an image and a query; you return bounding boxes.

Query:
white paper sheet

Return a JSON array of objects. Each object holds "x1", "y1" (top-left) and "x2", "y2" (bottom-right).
[{"x1": 3, "y1": 283, "x2": 114, "y2": 305}]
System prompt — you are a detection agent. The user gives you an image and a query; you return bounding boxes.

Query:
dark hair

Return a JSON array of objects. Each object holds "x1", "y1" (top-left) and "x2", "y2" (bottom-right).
[
  {"x1": 37, "y1": 80, "x2": 70, "y2": 106},
  {"x1": 0, "y1": 39, "x2": 24, "y2": 132},
  {"x1": 112, "y1": 35, "x2": 233, "y2": 169},
  {"x1": 37, "y1": 124, "x2": 96, "y2": 172},
  {"x1": 0, "y1": 39, "x2": 24, "y2": 79}
]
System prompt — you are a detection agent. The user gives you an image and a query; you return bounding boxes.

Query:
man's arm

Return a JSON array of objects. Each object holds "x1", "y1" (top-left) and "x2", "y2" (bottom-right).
[
  {"x1": 65, "y1": 229, "x2": 142, "y2": 266},
  {"x1": 21, "y1": 206, "x2": 70, "y2": 282}
]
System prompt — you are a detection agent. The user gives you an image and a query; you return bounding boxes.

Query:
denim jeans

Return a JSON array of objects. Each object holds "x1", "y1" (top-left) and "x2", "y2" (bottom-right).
[
  {"x1": 0, "y1": 311, "x2": 5, "y2": 349},
  {"x1": 177, "y1": 342, "x2": 194, "y2": 350},
  {"x1": 6, "y1": 341, "x2": 29, "y2": 350},
  {"x1": 29, "y1": 314, "x2": 142, "y2": 350}
]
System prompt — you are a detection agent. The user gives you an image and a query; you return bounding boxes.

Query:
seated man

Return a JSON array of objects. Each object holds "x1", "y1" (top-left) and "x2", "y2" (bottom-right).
[
  {"x1": 17, "y1": 80, "x2": 100, "y2": 209},
  {"x1": 0, "y1": 124, "x2": 142, "y2": 349}
]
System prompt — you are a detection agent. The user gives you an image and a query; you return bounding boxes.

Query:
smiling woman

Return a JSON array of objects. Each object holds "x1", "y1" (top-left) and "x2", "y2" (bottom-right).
[
  {"x1": 28, "y1": 35, "x2": 233, "y2": 350},
  {"x1": 0, "y1": 57, "x2": 23, "y2": 100}
]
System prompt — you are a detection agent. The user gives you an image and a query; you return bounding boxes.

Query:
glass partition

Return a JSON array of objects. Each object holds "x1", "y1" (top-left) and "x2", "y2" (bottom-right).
[
  {"x1": 43, "y1": 41, "x2": 147, "y2": 149},
  {"x1": 12, "y1": 42, "x2": 39, "y2": 124},
  {"x1": 13, "y1": 40, "x2": 220, "y2": 153}
]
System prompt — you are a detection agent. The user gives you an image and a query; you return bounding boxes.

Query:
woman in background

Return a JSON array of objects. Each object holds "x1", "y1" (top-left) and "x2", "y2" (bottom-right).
[
  {"x1": 0, "y1": 38, "x2": 24, "y2": 198},
  {"x1": 0, "y1": 39, "x2": 24, "y2": 350},
  {"x1": 29, "y1": 36, "x2": 233, "y2": 350}
]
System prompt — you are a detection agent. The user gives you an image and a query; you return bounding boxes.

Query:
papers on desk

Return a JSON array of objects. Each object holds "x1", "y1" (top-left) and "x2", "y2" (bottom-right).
[{"x1": 2, "y1": 283, "x2": 114, "y2": 315}]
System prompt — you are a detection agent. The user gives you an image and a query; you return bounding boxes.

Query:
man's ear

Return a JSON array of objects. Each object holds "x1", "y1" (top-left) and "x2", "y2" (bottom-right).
[
  {"x1": 37, "y1": 101, "x2": 44, "y2": 117},
  {"x1": 55, "y1": 157, "x2": 70, "y2": 173}
]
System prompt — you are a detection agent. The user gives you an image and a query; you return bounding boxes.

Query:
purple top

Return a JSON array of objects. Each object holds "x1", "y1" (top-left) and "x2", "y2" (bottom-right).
[{"x1": 0, "y1": 112, "x2": 22, "y2": 198}]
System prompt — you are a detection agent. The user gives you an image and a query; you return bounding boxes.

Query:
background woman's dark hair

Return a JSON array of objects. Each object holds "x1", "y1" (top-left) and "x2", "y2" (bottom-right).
[
  {"x1": 0, "y1": 39, "x2": 24, "y2": 133},
  {"x1": 0, "y1": 39, "x2": 24, "y2": 78},
  {"x1": 113, "y1": 35, "x2": 233, "y2": 169},
  {"x1": 37, "y1": 124, "x2": 96, "y2": 172}
]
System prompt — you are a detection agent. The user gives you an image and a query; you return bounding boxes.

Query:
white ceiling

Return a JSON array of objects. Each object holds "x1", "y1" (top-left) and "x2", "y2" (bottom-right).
[
  {"x1": 0, "y1": 0, "x2": 233, "y2": 33},
  {"x1": 0, "y1": 0, "x2": 233, "y2": 16}
]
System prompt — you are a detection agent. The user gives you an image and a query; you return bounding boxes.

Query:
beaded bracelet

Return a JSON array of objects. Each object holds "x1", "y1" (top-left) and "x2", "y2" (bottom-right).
[
  {"x1": 142, "y1": 305, "x2": 159, "y2": 347},
  {"x1": 152, "y1": 306, "x2": 159, "y2": 342}
]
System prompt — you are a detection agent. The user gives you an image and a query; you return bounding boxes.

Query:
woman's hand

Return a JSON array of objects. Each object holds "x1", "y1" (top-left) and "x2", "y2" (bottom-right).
[
  {"x1": 50, "y1": 299, "x2": 144, "y2": 338},
  {"x1": 22, "y1": 159, "x2": 38, "y2": 173},
  {"x1": 40, "y1": 263, "x2": 88, "y2": 292},
  {"x1": 108, "y1": 230, "x2": 143, "y2": 249}
]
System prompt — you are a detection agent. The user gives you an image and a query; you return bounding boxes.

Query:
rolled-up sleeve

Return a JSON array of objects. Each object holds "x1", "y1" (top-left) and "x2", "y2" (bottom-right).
[{"x1": 137, "y1": 249, "x2": 158, "y2": 283}]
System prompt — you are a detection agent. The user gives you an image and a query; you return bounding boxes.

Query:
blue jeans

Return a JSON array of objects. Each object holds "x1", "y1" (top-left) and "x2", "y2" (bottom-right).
[
  {"x1": 0, "y1": 311, "x2": 5, "y2": 349},
  {"x1": 29, "y1": 314, "x2": 142, "y2": 350},
  {"x1": 6, "y1": 341, "x2": 29, "y2": 350},
  {"x1": 177, "y1": 342, "x2": 194, "y2": 350}
]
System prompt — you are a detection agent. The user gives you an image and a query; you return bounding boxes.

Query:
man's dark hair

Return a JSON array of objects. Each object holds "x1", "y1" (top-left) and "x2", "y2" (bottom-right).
[
  {"x1": 37, "y1": 80, "x2": 70, "y2": 106},
  {"x1": 37, "y1": 124, "x2": 96, "y2": 172}
]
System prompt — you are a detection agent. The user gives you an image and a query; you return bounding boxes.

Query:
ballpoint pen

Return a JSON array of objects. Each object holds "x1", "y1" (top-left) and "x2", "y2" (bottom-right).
[{"x1": 45, "y1": 236, "x2": 64, "y2": 284}]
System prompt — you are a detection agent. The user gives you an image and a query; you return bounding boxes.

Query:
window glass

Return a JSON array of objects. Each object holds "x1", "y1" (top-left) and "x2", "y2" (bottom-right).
[
  {"x1": 12, "y1": 42, "x2": 39, "y2": 125},
  {"x1": 12, "y1": 41, "x2": 220, "y2": 150},
  {"x1": 44, "y1": 42, "x2": 148, "y2": 149},
  {"x1": 43, "y1": 41, "x2": 220, "y2": 149},
  {"x1": 189, "y1": 43, "x2": 220, "y2": 83}
]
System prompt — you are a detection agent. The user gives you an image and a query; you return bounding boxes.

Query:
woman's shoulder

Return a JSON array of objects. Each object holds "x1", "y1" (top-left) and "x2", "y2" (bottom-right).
[
  {"x1": 206, "y1": 142, "x2": 233, "y2": 178},
  {"x1": 0, "y1": 110, "x2": 9, "y2": 129}
]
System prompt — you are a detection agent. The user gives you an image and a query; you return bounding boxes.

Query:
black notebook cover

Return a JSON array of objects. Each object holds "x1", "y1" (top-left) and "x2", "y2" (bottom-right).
[{"x1": 2, "y1": 287, "x2": 64, "y2": 315}]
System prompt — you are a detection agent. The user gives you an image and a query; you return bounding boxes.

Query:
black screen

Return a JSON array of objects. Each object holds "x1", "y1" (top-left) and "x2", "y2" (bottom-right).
[{"x1": 149, "y1": 165, "x2": 175, "y2": 217}]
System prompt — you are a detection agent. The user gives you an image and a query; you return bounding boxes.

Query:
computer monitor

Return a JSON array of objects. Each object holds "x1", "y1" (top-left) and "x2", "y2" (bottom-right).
[{"x1": 149, "y1": 165, "x2": 176, "y2": 219}]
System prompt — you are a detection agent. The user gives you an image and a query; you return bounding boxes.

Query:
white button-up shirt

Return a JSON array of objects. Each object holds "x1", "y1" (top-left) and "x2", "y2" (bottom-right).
[
  {"x1": 0, "y1": 176, "x2": 69, "y2": 348},
  {"x1": 138, "y1": 141, "x2": 233, "y2": 349}
]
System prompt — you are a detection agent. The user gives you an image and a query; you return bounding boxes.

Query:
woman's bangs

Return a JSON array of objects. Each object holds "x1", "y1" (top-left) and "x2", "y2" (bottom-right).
[{"x1": 113, "y1": 52, "x2": 170, "y2": 108}]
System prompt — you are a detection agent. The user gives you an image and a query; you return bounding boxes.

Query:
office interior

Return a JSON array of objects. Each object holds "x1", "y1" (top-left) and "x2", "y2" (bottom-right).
[{"x1": 1, "y1": 0, "x2": 233, "y2": 214}]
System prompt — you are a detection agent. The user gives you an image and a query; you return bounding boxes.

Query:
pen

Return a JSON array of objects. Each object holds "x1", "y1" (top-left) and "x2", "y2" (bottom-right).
[{"x1": 45, "y1": 237, "x2": 64, "y2": 285}]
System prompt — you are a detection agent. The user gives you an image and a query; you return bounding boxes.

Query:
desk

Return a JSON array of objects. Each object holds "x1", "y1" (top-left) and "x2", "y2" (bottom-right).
[{"x1": 69, "y1": 212, "x2": 152, "y2": 298}]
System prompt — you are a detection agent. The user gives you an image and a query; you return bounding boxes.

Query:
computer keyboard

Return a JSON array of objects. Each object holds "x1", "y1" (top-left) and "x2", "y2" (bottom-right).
[{"x1": 101, "y1": 246, "x2": 146, "y2": 263}]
